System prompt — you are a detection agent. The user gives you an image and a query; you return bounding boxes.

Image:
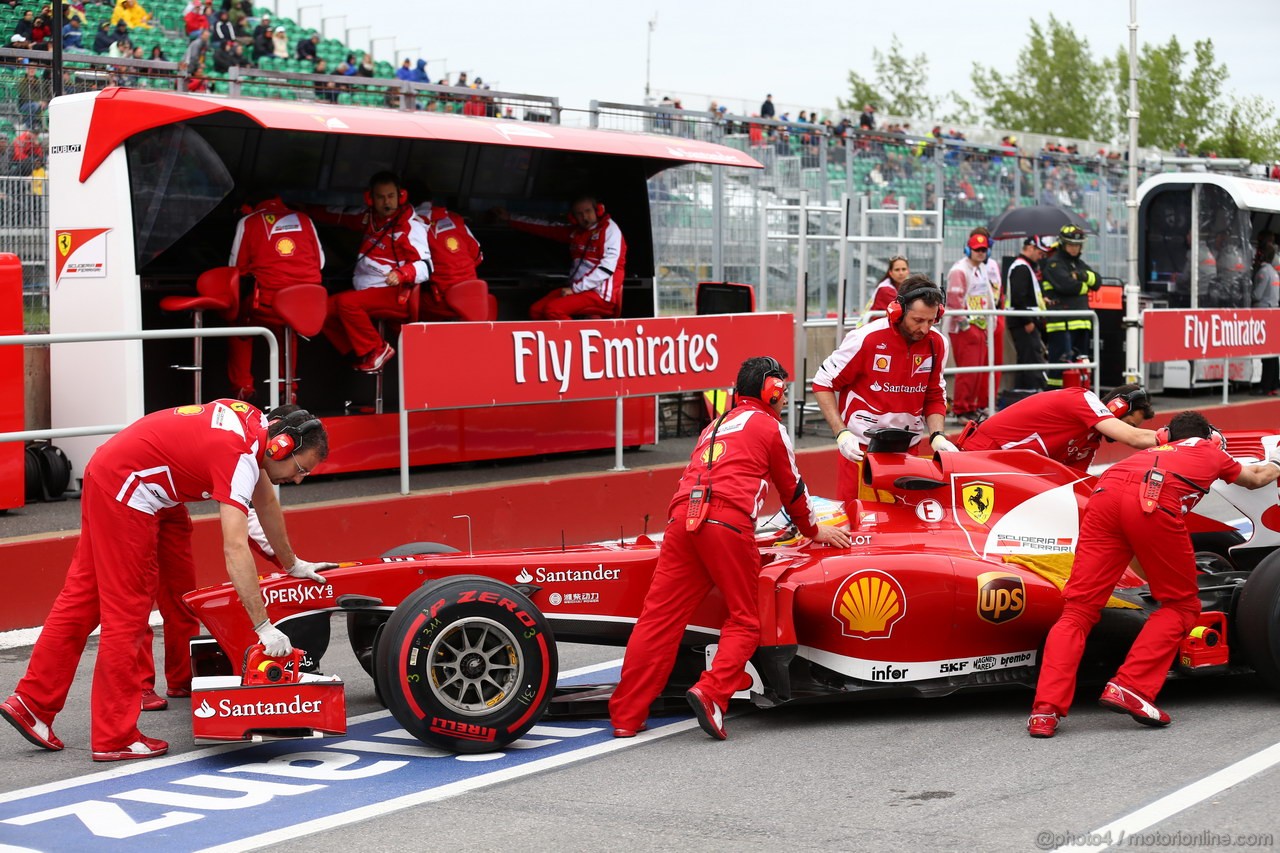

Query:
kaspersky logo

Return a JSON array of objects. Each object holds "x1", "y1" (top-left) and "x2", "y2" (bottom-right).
[{"x1": 194, "y1": 696, "x2": 323, "y2": 718}]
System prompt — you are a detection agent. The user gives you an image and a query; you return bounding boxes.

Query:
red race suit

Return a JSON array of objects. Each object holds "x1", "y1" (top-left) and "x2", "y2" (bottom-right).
[
  {"x1": 313, "y1": 203, "x2": 431, "y2": 357},
  {"x1": 415, "y1": 202, "x2": 483, "y2": 321},
  {"x1": 1032, "y1": 437, "x2": 1243, "y2": 716},
  {"x1": 957, "y1": 387, "x2": 1115, "y2": 471},
  {"x1": 12, "y1": 401, "x2": 266, "y2": 753},
  {"x1": 226, "y1": 197, "x2": 325, "y2": 393},
  {"x1": 811, "y1": 317, "x2": 949, "y2": 500},
  {"x1": 510, "y1": 213, "x2": 627, "y2": 319},
  {"x1": 609, "y1": 397, "x2": 820, "y2": 732}
]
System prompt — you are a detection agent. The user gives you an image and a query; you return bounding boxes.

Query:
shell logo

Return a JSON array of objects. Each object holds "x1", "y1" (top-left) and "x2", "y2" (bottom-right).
[
  {"x1": 175, "y1": 404, "x2": 205, "y2": 416},
  {"x1": 832, "y1": 569, "x2": 906, "y2": 639},
  {"x1": 872, "y1": 354, "x2": 891, "y2": 372},
  {"x1": 445, "y1": 236, "x2": 460, "y2": 253},
  {"x1": 698, "y1": 440, "x2": 727, "y2": 465},
  {"x1": 275, "y1": 237, "x2": 296, "y2": 256}
]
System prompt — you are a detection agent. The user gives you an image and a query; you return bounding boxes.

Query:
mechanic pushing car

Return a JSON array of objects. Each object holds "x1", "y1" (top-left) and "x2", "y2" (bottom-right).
[
  {"x1": 609, "y1": 356, "x2": 851, "y2": 740},
  {"x1": 1028, "y1": 411, "x2": 1280, "y2": 738},
  {"x1": 955, "y1": 383, "x2": 1159, "y2": 470},
  {"x1": 1, "y1": 401, "x2": 337, "y2": 761},
  {"x1": 812, "y1": 275, "x2": 955, "y2": 502}
]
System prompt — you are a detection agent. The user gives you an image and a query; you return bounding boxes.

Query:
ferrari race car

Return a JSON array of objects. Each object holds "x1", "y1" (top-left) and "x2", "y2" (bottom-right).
[{"x1": 181, "y1": 429, "x2": 1280, "y2": 753}]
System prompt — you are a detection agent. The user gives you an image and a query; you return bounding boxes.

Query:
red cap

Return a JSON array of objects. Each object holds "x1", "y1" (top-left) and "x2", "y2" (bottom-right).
[{"x1": 966, "y1": 233, "x2": 990, "y2": 251}]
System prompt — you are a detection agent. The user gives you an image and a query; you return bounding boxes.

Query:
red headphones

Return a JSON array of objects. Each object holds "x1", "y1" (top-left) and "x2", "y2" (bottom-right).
[
  {"x1": 570, "y1": 202, "x2": 606, "y2": 225},
  {"x1": 1154, "y1": 425, "x2": 1223, "y2": 450},
  {"x1": 886, "y1": 284, "x2": 946, "y2": 325},
  {"x1": 758, "y1": 356, "x2": 788, "y2": 406},
  {"x1": 365, "y1": 186, "x2": 409, "y2": 208},
  {"x1": 265, "y1": 409, "x2": 323, "y2": 460},
  {"x1": 1105, "y1": 387, "x2": 1150, "y2": 419}
]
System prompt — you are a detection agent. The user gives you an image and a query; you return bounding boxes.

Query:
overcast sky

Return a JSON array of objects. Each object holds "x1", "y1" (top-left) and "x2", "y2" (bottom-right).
[{"x1": 319, "y1": 0, "x2": 1275, "y2": 127}]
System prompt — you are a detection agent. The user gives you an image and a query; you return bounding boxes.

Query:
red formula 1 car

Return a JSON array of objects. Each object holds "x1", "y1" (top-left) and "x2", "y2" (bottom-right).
[{"x1": 182, "y1": 429, "x2": 1280, "y2": 752}]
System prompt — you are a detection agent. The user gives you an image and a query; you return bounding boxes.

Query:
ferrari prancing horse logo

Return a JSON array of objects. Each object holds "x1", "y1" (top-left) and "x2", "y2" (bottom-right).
[
  {"x1": 961, "y1": 482, "x2": 994, "y2": 525},
  {"x1": 57, "y1": 232, "x2": 71, "y2": 256}
]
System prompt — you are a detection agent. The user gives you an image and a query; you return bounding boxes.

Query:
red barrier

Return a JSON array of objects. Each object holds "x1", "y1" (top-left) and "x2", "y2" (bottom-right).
[{"x1": 0, "y1": 253, "x2": 23, "y2": 511}]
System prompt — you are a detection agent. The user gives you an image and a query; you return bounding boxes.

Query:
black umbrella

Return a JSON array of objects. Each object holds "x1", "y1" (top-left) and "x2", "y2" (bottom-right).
[{"x1": 987, "y1": 205, "x2": 1093, "y2": 241}]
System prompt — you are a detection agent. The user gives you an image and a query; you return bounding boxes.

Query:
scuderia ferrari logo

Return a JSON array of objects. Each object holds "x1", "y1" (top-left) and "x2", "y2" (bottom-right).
[{"x1": 961, "y1": 482, "x2": 994, "y2": 525}]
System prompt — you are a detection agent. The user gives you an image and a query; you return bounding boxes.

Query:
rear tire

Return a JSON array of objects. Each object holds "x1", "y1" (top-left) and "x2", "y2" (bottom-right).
[
  {"x1": 1235, "y1": 550, "x2": 1280, "y2": 689},
  {"x1": 374, "y1": 576, "x2": 557, "y2": 753}
]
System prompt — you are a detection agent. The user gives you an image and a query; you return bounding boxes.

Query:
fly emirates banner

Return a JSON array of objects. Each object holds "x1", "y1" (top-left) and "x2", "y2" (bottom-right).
[
  {"x1": 401, "y1": 313, "x2": 794, "y2": 409},
  {"x1": 1144, "y1": 308, "x2": 1280, "y2": 362}
]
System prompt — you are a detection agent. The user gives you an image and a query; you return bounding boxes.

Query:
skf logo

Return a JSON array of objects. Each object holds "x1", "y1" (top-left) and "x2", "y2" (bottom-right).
[
  {"x1": 977, "y1": 571, "x2": 1025, "y2": 624},
  {"x1": 57, "y1": 232, "x2": 71, "y2": 256},
  {"x1": 175, "y1": 404, "x2": 205, "y2": 416},
  {"x1": 872, "y1": 355, "x2": 891, "y2": 372},
  {"x1": 833, "y1": 569, "x2": 905, "y2": 639},
  {"x1": 961, "y1": 482, "x2": 994, "y2": 525},
  {"x1": 275, "y1": 237, "x2": 296, "y2": 256},
  {"x1": 699, "y1": 440, "x2": 727, "y2": 464},
  {"x1": 445, "y1": 236, "x2": 460, "y2": 252}
]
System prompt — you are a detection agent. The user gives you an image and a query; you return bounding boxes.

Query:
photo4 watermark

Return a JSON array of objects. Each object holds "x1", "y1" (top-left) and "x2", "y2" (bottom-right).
[{"x1": 1036, "y1": 829, "x2": 1274, "y2": 850}]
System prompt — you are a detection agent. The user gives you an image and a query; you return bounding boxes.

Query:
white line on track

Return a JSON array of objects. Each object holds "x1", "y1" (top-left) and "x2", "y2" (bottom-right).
[{"x1": 1055, "y1": 740, "x2": 1280, "y2": 852}]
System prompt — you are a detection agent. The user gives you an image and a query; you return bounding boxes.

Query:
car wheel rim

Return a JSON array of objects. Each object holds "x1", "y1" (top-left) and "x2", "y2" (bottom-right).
[{"x1": 426, "y1": 617, "x2": 523, "y2": 716}]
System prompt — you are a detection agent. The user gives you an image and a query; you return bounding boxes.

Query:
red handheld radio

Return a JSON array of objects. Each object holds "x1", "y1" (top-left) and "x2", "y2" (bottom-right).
[{"x1": 241, "y1": 644, "x2": 304, "y2": 685}]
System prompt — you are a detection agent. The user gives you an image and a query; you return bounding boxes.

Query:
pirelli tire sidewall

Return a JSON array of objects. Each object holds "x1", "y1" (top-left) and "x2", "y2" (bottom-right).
[
  {"x1": 1235, "y1": 549, "x2": 1280, "y2": 690},
  {"x1": 375, "y1": 575, "x2": 558, "y2": 753}
]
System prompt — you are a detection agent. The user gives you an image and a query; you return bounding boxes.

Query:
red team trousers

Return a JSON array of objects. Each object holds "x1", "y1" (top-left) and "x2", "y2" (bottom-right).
[
  {"x1": 1033, "y1": 479, "x2": 1200, "y2": 715},
  {"x1": 608, "y1": 502, "x2": 760, "y2": 731},
  {"x1": 949, "y1": 324, "x2": 990, "y2": 414},
  {"x1": 137, "y1": 505, "x2": 200, "y2": 694},
  {"x1": 322, "y1": 286, "x2": 408, "y2": 356},
  {"x1": 529, "y1": 289, "x2": 614, "y2": 321},
  {"x1": 16, "y1": 474, "x2": 195, "y2": 751}
]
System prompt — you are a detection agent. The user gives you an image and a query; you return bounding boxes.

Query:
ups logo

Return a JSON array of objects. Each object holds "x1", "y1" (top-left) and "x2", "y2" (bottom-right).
[{"x1": 977, "y1": 571, "x2": 1025, "y2": 624}]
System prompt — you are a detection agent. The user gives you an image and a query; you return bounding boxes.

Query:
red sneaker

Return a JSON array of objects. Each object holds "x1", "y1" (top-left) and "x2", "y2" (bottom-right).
[
  {"x1": 140, "y1": 689, "x2": 168, "y2": 712},
  {"x1": 165, "y1": 687, "x2": 191, "y2": 699},
  {"x1": 92, "y1": 734, "x2": 169, "y2": 762},
  {"x1": 611, "y1": 724, "x2": 648, "y2": 738},
  {"x1": 355, "y1": 343, "x2": 395, "y2": 373},
  {"x1": 1099, "y1": 681, "x2": 1171, "y2": 727},
  {"x1": 1027, "y1": 711, "x2": 1061, "y2": 738},
  {"x1": 0, "y1": 694, "x2": 63, "y2": 751},
  {"x1": 685, "y1": 686, "x2": 727, "y2": 740}
]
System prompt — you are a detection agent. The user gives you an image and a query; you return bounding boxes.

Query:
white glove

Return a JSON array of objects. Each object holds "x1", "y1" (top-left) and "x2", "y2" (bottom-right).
[
  {"x1": 255, "y1": 621, "x2": 292, "y2": 657},
  {"x1": 287, "y1": 557, "x2": 337, "y2": 584},
  {"x1": 1266, "y1": 448, "x2": 1280, "y2": 470},
  {"x1": 930, "y1": 432, "x2": 959, "y2": 453},
  {"x1": 836, "y1": 430, "x2": 864, "y2": 463}
]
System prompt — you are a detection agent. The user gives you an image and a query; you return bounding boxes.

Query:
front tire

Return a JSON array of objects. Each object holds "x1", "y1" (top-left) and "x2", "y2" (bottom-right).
[
  {"x1": 374, "y1": 576, "x2": 557, "y2": 753},
  {"x1": 1235, "y1": 550, "x2": 1280, "y2": 689}
]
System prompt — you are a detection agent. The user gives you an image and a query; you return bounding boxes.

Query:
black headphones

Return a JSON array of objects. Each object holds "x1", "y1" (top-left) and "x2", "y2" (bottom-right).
[
  {"x1": 759, "y1": 356, "x2": 788, "y2": 406},
  {"x1": 265, "y1": 409, "x2": 322, "y2": 459},
  {"x1": 886, "y1": 283, "x2": 946, "y2": 324}
]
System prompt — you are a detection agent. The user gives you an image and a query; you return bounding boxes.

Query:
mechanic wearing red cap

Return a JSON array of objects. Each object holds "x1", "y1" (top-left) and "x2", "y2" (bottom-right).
[
  {"x1": 1028, "y1": 411, "x2": 1280, "y2": 737},
  {"x1": 812, "y1": 275, "x2": 953, "y2": 503},
  {"x1": 956, "y1": 383, "x2": 1158, "y2": 470},
  {"x1": 1, "y1": 402, "x2": 336, "y2": 761},
  {"x1": 1004, "y1": 234, "x2": 1056, "y2": 390},
  {"x1": 227, "y1": 193, "x2": 326, "y2": 400},
  {"x1": 945, "y1": 230, "x2": 1001, "y2": 419},
  {"x1": 609, "y1": 357, "x2": 850, "y2": 740}
]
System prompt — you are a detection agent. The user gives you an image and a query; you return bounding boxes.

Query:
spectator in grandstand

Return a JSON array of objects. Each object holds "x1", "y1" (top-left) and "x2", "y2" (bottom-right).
[
  {"x1": 296, "y1": 31, "x2": 318, "y2": 64},
  {"x1": 91, "y1": 20, "x2": 113, "y2": 53},
  {"x1": 313, "y1": 57, "x2": 339, "y2": 103},
  {"x1": 341, "y1": 53, "x2": 357, "y2": 76},
  {"x1": 250, "y1": 13, "x2": 271, "y2": 59},
  {"x1": 310, "y1": 171, "x2": 431, "y2": 373},
  {"x1": 412, "y1": 190, "x2": 485, "y2": 321},
  {"x1": 107, "y1": 35, "x2": 132, "y2": 59},
  {"x1": 760, "y1": 93, "x2": 775, "y2": 119},
  {"x1": 945, "y1": 231, "x2": 1000, "y2": 420},
  {"x1": 455, "y1": 71, "x2": 469, "y2": 88},
  {"x1": 62, "y1": 17, "x2": 83, "y2": 50},
  {"x1": 859, "y1": 104, "x2": 875, "y2": 130},
  {"x1": 149, "y1": 44, "x2": 166, "y2": 61},
  {"x1": 497, "y1": 196, "x2": 628, "y2": 321},
  {"x1": 1004, "y1": 235, "x2": 1056, "y2": 390},
  {"x1": 16, "y1": 64, "x2": 45, "y2": 130},
  {"x1": 182, "y1": 28, "x2": 208, "y2": 71},
  {"x1": 183, "y1": 3, "x2": 206, "y2": 39},
  {"x1": 270, "y1": 25, "x2": 287, "y2": 58},
  {"x1": 1041, "y1": 224, "x2": 1100, "y2": 388},
  {"x1": 411, "y1": 58, "x2": 429, "y2": 83},
  {"x1": 211, "y1": 38, "x2": 243, "y2": 72},
  {"x1": 395, "y1": 58, "x2": 413, "y2": 81},
  {"x1": 186, "y1": 52, "x2": 211, "y2": 92},
  {"x1": 25, "y1": 14, "x2": 50, "y2": 49},
  {"x1": 9, "y1": 10, "x2": 34, "y2": 48},
  {"x1": 867, "y1": 255, "x2": 910, "y2": 313},
  {"x1": 110, "y1": 0, "x2": 152, "y2": 29},
  {"x1": 356, "y1": 52, "x2": 374, "y2": 78},
  {"x1": 211, "y1": 9, "x2": 236, "y2": 44},
  {"x1": 812, "y1": 276, "x2": 953, "y2": 502}
]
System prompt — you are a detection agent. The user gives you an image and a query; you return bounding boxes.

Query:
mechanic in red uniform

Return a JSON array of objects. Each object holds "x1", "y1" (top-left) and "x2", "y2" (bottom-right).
[
  {"x1": 313, "y1": 171, "x2": 432, "y2": 372},
  {"x1": 500, "y1": 196, "x2": 627, "y2": 320},
  {"x1": 1027, "y1": 411, "x2": 1280, "y2": 737},
  {"x1": 945, "y1": 231, "x2": 1001, "y2": 419},
  {"x1": 413, "y1": 197, "x2": 484, "y2": 321},
  {"x1": 956, "y1": 384, "x2": 1158, "y2": 470},
  {"x1": 812, "y1": 276, "x2": 955, "y2": 503},
  {"x1": 0, "y1": 402, "x2": 336, "y2": 761},
  {"x1": 609, "y1": 357, "x2": 850, "y2": 740},
  {"x1": 227, "y1": 193, "x2": 326, "y2": 400}
]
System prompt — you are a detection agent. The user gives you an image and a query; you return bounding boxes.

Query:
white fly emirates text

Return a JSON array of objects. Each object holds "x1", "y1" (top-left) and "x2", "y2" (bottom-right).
[
  {"x1": 1184, "y1": 314, "x2": 1268, "y2": 355},
  {"x1": 512, "y1": 327, "x2": 720, "y2": 392}
]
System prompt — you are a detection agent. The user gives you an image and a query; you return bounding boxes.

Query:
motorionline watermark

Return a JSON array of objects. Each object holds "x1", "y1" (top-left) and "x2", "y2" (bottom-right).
[{"x1": 1035, "y1": 829, "x2": 1275, "y2": 849}]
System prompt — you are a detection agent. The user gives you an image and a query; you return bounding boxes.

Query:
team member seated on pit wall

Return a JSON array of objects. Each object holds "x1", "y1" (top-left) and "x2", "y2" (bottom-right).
[
  {"x1": 955, "y1": 384, "x2": 1158, "y2": 471},
  {"x1": 1004, "y1": 234, "x2": 1057, "y2": 391},
  {"x1": 136, "y1": 404, "x2": 307, "y2": 712},
  {"x1": 497, "y1": 196, "x2": 627, "y2": 320},
  {"x1": 0, "y1": 402, "x2": 337, "y2": 762},
  {"x1": 945, "y1": 231, "x2": 1001, "y2": 420},
  {"x1": 811, "y1": 276, "x2": 955, "y2": 503},
  {"x1": 866, "y1": 254, "x2": 910, "y2": 313},
  {"x1": 308, "y1": 171, "x2": 432, "y2": 373},
  {"x1": 1027, "y1": 411, "x2": 1280, "y2": 738},
  {"x1": 1041, "y1": 224, "x2": 1100, "y2": 389},
  {"x1": 227, "y1": 192, "x2": 326, "y2": 400},
  {"x1": 608, "y1": 357, "x2": 851, "y2": 741},
  {"x1": 413, "y1": 192, "x2": 484, "y2": 321}
]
